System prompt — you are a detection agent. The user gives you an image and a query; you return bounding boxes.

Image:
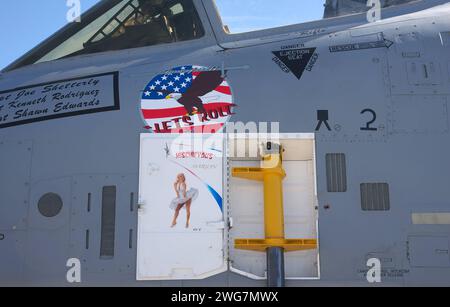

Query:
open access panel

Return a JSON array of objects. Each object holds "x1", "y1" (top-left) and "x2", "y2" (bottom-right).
[{"x1": 137, "y1": 133, "x2": 319, "y2": 281}]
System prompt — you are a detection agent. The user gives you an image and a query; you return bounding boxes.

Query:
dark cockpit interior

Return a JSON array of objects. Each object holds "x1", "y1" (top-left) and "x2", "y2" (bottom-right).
[{"x1": 71, "y1": 0, "x2": 204, "y2": 57}]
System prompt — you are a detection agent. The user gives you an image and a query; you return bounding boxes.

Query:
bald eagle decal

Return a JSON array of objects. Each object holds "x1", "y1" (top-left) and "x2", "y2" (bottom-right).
[
  {"x1": 164, "y1": 70, "x2": 224, "y2": 115},
  {"x1": 141, "y1": 66, "x2": 235, "y2": 133}
]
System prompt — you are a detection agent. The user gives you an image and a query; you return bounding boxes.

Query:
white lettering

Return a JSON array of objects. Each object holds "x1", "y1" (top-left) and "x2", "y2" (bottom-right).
[
  {"x1": 66, "y1": 258, "x2": 81, "y2": 283},
  {"x1": 367, "y1": 258, "x2": 382, "y2": 283},
  {"x1": 66, "y1": 0, "x2": 81, "y2": 23}
]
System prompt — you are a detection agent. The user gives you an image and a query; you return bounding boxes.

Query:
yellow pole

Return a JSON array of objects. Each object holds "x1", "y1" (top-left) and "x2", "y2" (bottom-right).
[
  {"x1": 263, "y1": 169, "x2": 285, "y2": 241},
  {"x1": 232, "y1": 142, "x2": 317, "y2": 252}
]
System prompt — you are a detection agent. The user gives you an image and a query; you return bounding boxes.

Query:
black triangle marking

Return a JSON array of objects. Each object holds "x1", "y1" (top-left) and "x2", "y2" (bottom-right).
[{"x1": 272, "y1": 48, "x2": 316, "y2": 80}]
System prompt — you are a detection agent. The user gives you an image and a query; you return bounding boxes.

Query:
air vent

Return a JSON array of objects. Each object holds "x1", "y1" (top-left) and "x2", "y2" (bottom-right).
[
  {"x1": 360, "y1": 183, "x2": 390, "y2": 211},
  {"x1": 38, "y1": 193, "x2": 63, "y2": 218},
  {"x1": 100, "y1": 186, "x2": 117, "y2": 259},
  {"x1": 86, "y1": 230, "x2": 90, "y2": 250},
  {"x1": 130, "y1": 192, "x2": 134, "y2": 212},
  {"x1": 87, "y1": 193, "x2": 91, "y2": 212},
  {"x1": 129, "y1": 229, "x2": 133, "y2": 249},
  {"x1": 326, "y1": 153, "x2": 347, "y2": 192}
]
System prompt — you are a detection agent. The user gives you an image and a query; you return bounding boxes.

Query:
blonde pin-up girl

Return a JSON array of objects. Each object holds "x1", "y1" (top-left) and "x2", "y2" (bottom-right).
[{"x1": 170, "y1": 173, "x2": 198, "y2": 228}]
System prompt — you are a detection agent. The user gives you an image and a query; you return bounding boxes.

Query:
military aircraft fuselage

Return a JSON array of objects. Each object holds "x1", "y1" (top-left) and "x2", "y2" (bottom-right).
[{"x1": 1, "y1": 0, "x2": 450, "y2": 286}]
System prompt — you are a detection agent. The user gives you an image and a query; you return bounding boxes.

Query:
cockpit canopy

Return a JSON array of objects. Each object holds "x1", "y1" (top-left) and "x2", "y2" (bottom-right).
[
  {"x1": 6, "y1": 0, "x2": 205, "y2": 71},
  {"x1": 77, "y1": 0, "x2": 203, "y2": 55},
  {"x1": 39, "y1": 0, "x2": 204, "y2": 62}
]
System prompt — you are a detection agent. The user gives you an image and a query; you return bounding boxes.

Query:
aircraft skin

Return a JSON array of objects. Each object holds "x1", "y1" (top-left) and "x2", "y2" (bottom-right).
[{"x1": 1, "y1": 0, "x2": 450, "y2": 286}]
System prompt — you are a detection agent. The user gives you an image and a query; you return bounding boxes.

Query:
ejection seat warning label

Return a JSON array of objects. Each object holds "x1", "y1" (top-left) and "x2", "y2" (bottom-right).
[{"x1": 0, "y1": 72, "x2": 120, "y2": 129}]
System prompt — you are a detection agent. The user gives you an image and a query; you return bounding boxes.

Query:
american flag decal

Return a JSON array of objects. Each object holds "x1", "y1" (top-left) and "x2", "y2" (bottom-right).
[{"x1": 141, "y1": 65, "x2": 235, "y2": 133}]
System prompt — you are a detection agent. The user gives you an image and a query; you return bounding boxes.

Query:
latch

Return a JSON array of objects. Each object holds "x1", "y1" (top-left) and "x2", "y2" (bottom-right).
[{"x1": 206, "y1": 221, "x2": 226, "y2": 229}]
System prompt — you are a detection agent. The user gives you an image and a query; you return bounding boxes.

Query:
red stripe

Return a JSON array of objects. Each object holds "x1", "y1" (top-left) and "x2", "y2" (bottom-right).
[
  {"x1": 142, "y1": 102, "x2": 234, "y2": 119},
  {"x1": 215, "y1": 86, "x2": 231, "y2": 95},
  {"x1": 155, "y1": 123, "x2": 225, "y2": 134}
]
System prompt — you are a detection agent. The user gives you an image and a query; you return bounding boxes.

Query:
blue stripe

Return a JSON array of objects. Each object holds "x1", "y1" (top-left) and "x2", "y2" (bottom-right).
[{"x1": 206, "y1": 184, "x2": 223, "y2": 212}]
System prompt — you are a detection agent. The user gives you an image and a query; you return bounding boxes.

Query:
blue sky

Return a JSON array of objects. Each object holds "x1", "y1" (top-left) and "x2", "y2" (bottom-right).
[
  {"x1": 0, "y1": 0, "x2": 324, "y2": 70},
  {"x1": 0, "y1": 0, "x2": 100, "y2": 69},
  {"x1": 215, "y1": 0, "x2": 323, "y2": 33}
]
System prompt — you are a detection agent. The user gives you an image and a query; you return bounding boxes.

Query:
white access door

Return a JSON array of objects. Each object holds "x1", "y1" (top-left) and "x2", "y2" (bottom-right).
[{"x1": 136, "y1": 134, "x2": 227, "y2": 280}]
